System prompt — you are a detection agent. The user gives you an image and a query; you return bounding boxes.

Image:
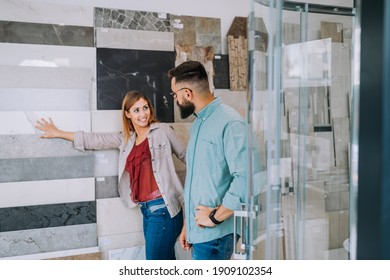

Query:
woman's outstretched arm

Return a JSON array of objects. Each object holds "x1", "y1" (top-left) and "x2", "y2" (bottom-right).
[{"x1": 35, "y1": 117, "x2": 75, "y2": 142}]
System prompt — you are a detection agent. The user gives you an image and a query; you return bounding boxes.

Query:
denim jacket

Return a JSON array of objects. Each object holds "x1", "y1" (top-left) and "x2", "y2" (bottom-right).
[{"x1": 73, "y1": 122, "x2": 186, "y2": 218}]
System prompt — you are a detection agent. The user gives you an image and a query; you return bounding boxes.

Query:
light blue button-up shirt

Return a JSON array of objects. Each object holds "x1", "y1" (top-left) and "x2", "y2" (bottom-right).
[{"x1": 185, "y1": 97, "x2": 246, "y2": 244}]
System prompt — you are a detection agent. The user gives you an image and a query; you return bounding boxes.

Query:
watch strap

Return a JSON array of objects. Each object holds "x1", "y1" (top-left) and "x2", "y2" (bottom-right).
[{"x1": 209, "y1": 208, "x2": 224, "y2": 225}]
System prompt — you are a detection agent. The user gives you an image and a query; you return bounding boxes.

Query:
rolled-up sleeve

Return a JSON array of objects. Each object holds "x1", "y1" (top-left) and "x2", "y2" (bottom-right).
[{"x1": 221, "y1": 121, "x2": 247, "y2": 211}]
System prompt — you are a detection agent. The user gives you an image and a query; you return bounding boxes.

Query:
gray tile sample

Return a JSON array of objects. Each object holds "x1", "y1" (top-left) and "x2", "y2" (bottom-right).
[
  {"x1": 96, "y1": 48, "x2": 175, "y2": 122},
  {"x1": 0, "y1": 224, "x2": 97, "y2": 258},
  {"x1": 0, "y1": 155, "x2": 94, "y2": 183},
  {"x1": 0, "y1": 21, "x2": 94, "y2": 47},
  {"x1": 95, "y1": 176, "x2": 119, "y2": 199},
  {"x1": 94, "y1": 8, "x2": 171, "y2": 32},
  {"x1": 0, "y1": 201, "x2": 96, "y2": 232},
  {"x1": 0, "y1": 135, "x2": 90, "y2": 159}
]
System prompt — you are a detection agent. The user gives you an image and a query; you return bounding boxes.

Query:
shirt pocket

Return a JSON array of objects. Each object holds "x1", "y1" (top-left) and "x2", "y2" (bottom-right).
[
  {"x1": 200, "y1": 138, "x2": 218, "y2": 174},
  {"x1": 151, "y1": 138, "x2": 169, "y2": 159}
]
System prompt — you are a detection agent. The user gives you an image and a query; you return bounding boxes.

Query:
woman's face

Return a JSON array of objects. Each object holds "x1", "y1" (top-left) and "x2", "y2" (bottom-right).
[{"x1": 125, "y1": 98, "x2": 150, "y2": 130}]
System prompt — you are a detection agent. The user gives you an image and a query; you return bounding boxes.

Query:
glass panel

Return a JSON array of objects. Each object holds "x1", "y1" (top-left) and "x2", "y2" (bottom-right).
[{"x1": 246, "y1": 0, "x2": 354, "y2": 260}]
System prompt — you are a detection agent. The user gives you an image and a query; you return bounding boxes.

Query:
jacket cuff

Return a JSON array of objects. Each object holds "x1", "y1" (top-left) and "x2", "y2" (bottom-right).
[{"x1": 73, "y1": 131, "x2": 85, "y2": 151}]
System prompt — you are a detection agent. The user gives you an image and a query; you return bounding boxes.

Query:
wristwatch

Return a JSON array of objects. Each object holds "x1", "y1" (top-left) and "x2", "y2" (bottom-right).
[{"x1": 209, "y1": 208, "x2": 224, "y2": 225}]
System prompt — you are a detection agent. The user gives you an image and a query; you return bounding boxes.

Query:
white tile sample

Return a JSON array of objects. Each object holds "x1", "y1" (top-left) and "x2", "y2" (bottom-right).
[
  {"x1": 0, "y1": 177, "x2": 95, "y2": 208},
  {"x1": 96, "y1": 197, "x2": 143, "y2": 236},
  {"x1": 0, "y1": 43, "x2": 96, "y2": 68},
  {"x1": 0, "y1": 0, "x2": 93, "y2": 26},
  {"x1": 0, "y1": 223, "x2": 97, "y2": 258},
  {"x1": 91, "y1": 110, "x2": 122, "y2": 132},
  {"x1": 94, "y1": 150, "x2": 119, "y2": 177},
  {"x1": 98, "y1": 232, "x2": 144, "y2": 260},
  {"x1": 0, "y1": 65, "x2": 92, "y2": 89},
  {"x1": 0, "y1": 88, "x2": 90, "y2": 111},
  {"x1": 96, "y1": 28, "x2": 174, "y2": 51},
  {"x1": 108, "y1": 245, "x2": 145, "y2": 260},
  {"x1": 0, "y1": 111, "x2": 91, "y2": 135}
]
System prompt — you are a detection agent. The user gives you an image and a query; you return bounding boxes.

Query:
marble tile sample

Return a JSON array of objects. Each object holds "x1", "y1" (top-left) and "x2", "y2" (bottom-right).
[
  {"x1": 0, "y1": 89, "x2": 90, "y2": 111},
  {"x1": 96, "y1": 48, "x2": 175, "y2": 122},
  {"x1": 0, "y1": 177, "x2": 95, "y2": 208},
  {"x1": 0, "y1": 43, "x2": 96, "y2": 68},
  {"x1": 96, "y1": 28, "x2": 174, "y2": 51},
  {"x1": 215, "y1": 90, "x2": 247, "y2": 118},
  {"x1": 0, "y1": 111, "x2": 91, "y2": 135},
  {"x1": 91, "y1": 110, "x2": 122, "y2": 132},
  {"x1": 0, "y1": 224, "x2": 97, "y2": 258},
  {"x1": 0, "y1": 201, "x2": 96, "y2": 232},
  {"x1": 94, "y1": 150, "x2": 119, "y2": 177},
  {"x1": 0, "y1": 66, "x2": 92, "y2": 89},
  {"x1": 0, "y1": 21, "x2": 94, "y2": 47},
  {"x1": 213, "y1": 54, "x2": 230, "y2": 89},
  {"x1": 0, "y1": 155, "x2": 94, "y2": 183},
  {"x1": 108, "y1": 245, "x2": 145, "y2": 260},
  {"x1": 95, "y1": 176, "x2": 119, "y2": 199},
  {"x1": 0, "y1": 0, "x2": 93, "y2": 26},
  {"x1": 171, "y1": 15, "x2": 221, "y2": 54},
  {"x1": 98, "y1": 232, "x2": 144, "y2": 254},
  {"x1": 2, "y1": 246, "x2": 99, "y2": 260},
  {"x1": 94, "y1": 8, "x2": 171, "y2": 32},
  {"x1": 96, "y1": 198, "x2": 143, "y2": 236}
]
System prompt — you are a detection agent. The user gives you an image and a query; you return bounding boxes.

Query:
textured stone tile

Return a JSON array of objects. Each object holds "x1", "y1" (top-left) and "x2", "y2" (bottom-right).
[
  {"x1": 214, "y1": 89, "x2": 246, "y2": 118},
  {"x1": 0, "y1": 201, "x2": 96, "y2": 232},
  {"x1": 96, "y1": 198, "x2": 143, "y2": 236},
  {"x1": 96, "y1": 28, "x2": 174, "y2": 51},
  {"x1": 0, "y1": 224, "x2": 97, "y2": 258},
  {"x1": 0, "y1": 89, "x2": 90, "y2": 111},
  {"x1": 0, "y1": 21, "x2": 94, "y2": 47},
  {"x1": 0, "y1": 155, "x2": 94, "y2": 183},
  {"x1": 94, "y1": 8, "x2": 171, "y2": 32},
  {"x1": 0, "y1": 0, "x2": 93, "y2": 26},
  {"x1": 0, "y1": 177, "x2": 95, "y2": 208},
  {"x1": 95, "y1": 176, "x2": 119, "y2": 199},
  {"x1": 0, "y1": 65, "x2": 92, "y2": 89}
]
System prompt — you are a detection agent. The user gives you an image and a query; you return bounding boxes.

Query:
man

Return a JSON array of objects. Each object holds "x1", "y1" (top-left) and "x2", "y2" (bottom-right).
[{"x1": 167, "y1": 61, "x2": 246, "y2": 260}]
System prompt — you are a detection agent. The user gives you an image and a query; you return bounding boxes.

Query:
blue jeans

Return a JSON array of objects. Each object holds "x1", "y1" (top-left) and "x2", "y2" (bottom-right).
[
  {"x1": 192, "y1": 233, "x2": 237, "y2": 260},
  {"x1": 139, "y1": 198, "x2": 183, "y2": 260}
]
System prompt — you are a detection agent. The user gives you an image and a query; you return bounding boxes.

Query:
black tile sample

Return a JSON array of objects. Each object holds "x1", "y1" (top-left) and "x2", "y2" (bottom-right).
[
  {"x1": 0, "y1": 201, "x2": 96, "y2": 232},
  {"x1": 97, "y1": 48, "x2": 175, "y2": 122},
  {"x1": 0, "y1": 155, "x2": 94, "y2": 183},
  {"x1": 0, "y1": 21, "x2": 94, "y2": 47},
  {"x1": 213, "y1": 54, "x2": 230, "y2": 89}
]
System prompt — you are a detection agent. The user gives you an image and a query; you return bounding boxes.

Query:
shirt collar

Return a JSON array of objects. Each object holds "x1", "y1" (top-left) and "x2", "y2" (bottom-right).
[{"x1": 194, "y1": 97, "x2": 221, "y2": 120}]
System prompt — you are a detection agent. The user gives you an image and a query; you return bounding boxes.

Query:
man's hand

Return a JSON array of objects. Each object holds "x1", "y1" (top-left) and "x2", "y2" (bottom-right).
[
  {"x1": 179, "y1": 224, "x2": 192, "y2": 250},
  {"x1": 194, "y1": 205, "x2": 215, "y2": 228}
]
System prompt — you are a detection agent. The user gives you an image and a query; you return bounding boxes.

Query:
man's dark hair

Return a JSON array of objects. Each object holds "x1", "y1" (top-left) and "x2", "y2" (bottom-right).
[{"x1": 167, "y1": 61, "x2": 209, "y2": 86}]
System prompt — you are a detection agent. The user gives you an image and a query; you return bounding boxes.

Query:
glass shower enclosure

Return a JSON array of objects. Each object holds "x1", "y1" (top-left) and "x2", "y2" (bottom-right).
[{"x1": 234, "y1": 0, "x2": 356, "y2": 260}]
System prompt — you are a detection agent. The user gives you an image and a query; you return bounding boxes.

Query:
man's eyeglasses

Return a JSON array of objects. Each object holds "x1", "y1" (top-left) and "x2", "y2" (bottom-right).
[{"x1": 169, "y1": 87, "x2": 192, "y2": 99}]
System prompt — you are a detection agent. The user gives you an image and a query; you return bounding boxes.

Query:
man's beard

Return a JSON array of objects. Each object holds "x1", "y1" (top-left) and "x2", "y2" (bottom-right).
[{"x1": 177, "y1": 99, "x2": 195, "y2": 119}]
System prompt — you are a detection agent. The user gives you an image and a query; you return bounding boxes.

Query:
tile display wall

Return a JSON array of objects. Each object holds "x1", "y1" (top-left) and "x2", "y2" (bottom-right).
[{"x1": 0, "y1": 0, "x2": 225, "y2": 260}]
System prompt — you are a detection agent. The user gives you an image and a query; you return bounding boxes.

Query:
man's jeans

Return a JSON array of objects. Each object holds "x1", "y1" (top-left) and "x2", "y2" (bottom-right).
[
  {"x1": 139, "y1": 197, "x2": 183, "y2": 260},
  {"x1": 192, "y1": 233, "x2": 237, "y2": 260}
]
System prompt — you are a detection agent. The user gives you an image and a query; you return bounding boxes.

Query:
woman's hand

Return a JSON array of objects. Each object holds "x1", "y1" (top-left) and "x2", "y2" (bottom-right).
[{"x1": 35, "y1": 117, "x2": 61, "y2": 138}]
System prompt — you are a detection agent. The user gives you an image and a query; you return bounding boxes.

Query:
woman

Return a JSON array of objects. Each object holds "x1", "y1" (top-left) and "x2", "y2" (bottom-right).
[{"x1": 35, "y1": 91, "x2": 186, "y2": 260}]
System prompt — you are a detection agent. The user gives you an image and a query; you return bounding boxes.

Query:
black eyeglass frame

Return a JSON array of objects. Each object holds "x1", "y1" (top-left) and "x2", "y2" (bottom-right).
[{"x1": 169, "y1": 87, "x2": 192, "y2": 99}]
